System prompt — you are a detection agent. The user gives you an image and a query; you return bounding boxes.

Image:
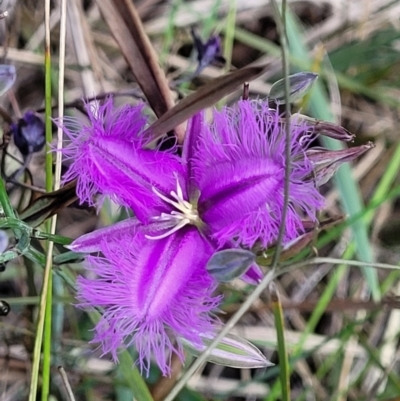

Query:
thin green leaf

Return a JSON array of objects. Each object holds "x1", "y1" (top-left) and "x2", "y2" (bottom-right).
[{"x1": 270, "y1": 283, "x2": 290, "y2": 401}]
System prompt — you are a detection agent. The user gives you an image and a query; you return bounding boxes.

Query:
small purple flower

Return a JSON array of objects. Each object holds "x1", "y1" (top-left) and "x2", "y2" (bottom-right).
[
  {"x1": 62, "y1": 96, "x2": 370, "y2": 375},
  {"x1": 11, "y1": 111, "x2": 45, "y2": 156},
  {"x1": 172, "y1": 28, "x2": 226, "y2": 84}
]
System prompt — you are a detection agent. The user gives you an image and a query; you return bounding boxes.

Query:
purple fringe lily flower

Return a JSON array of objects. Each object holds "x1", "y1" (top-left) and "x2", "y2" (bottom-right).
[{"x1": 62, "y1": 97, "x2": 371, "y2": 375}]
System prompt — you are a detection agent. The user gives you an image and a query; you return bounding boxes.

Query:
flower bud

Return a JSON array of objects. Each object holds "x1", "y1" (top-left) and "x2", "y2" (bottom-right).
[
  {"x1": 191, "y1": 28, "x2": 225, "y2": 74},
  {"x1": 293, "y1": 113, "x2": 355, "y2": 142},
  {"x1": 206, "y1": 248, "x2": 256, "y2": 282},
  {"x1": 306, "y1": 142, "x2": 374, "y2": 186},
  {"x1": 182, "y1": 332, "x2": 273, "y2": 369},
  {"x1": 11, "y1": 111, "x2": 45, "y2": 156},
  {"x1": 269, "y1": 72, "x2": 318, "y2": 103}
]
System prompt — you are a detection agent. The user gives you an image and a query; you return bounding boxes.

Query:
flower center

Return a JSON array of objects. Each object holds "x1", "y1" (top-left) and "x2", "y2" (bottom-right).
[{"x1": 145, "y1": 178, "x2": 200, "y2": 240}]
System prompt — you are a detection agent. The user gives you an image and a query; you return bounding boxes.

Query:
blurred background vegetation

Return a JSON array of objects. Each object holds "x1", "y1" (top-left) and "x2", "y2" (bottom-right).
[{"x1": 1, "y1": 0, "x2": 400, "y2": 400}]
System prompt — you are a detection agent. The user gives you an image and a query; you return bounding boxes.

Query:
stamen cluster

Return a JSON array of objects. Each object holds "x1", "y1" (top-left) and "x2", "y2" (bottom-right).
[{"x1": 147, "y1": 178, "x2": 200, "y2": 240}]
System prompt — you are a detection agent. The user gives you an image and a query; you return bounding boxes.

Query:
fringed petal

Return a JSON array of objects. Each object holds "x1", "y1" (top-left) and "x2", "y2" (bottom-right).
[
  {"x1": 77, "y1": 226, "x2": 221, "y2": 376},
  {"x1": 58, "y1": 97, "x2": 186, "y2": 223},
  {"x1": 194, "y1": 100, "x2": 324, "y2": 248}
]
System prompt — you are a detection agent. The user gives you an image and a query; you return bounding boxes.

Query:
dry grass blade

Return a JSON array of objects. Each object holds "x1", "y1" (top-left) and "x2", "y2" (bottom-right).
[
  {"x1": 95, "y1": 0, "x2": 173, "y2": 118},
  {"x1": 58, "y1": 366, "x2": 76, "y2": 401},
  {"x1": 144, "y1": 65, "x2": 266, "y2": 139},
  {"x1": 19, "y1": 181, "x2": 78, "y2": 228}
]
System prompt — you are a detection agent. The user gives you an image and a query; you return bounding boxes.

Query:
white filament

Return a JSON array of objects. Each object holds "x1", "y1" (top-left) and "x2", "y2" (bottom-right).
[{"x1": 146, "y1": 179, "x2": 199, "y2": 240}]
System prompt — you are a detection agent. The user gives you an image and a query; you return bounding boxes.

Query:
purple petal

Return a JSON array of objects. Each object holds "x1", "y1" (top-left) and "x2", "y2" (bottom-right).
[
  {"x1": 241, "y1": 262, "x2": 263, "y2": 285},
  {"x1": 194, "y1": 100, "x2": 324, "y2": 248},
  {"x1": 182, "y1": 112, "x2": 203, "y2": 199},
  {"x1": 77, "y1": 227, "x2": 221, "y2": 376},
  {"x1": 58, "y1": 97, "x2": 187, "y2": 222},
  {"x1": 68, "y1": 218, "x2": 140, "y2": 253}
]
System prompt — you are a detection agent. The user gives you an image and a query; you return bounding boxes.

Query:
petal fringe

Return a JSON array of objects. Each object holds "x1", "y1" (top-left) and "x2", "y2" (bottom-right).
[
  {"x1": 194, "y1": 100, "x2": 324, "y2": 248},
  {"x1": 77, "y1": 227, "x2": 221, "y2": 376}
]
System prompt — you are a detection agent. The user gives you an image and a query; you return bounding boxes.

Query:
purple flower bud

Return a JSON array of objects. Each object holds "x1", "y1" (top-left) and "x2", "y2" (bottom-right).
[
  {"x1": 11, "y1": 111, "x2": 45, "y2": 156},
  {"x1": 293, "y1": 113, "x2": 355, "y2": 142},
  {"x1": 305, "y1": 142, "x2": 374, "y2": 186}
]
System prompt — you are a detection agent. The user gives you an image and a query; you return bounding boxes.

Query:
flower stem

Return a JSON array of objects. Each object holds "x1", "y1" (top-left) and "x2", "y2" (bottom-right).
[
  {"x1": 270, "y1": 0, "x2": 291, "y2": 268},
  {"x1": 270, "y1": 283, "x2": 290, "y2": 401},
  {"x1": 0, "y1": 176, "x2": 16, "y2": 218}
]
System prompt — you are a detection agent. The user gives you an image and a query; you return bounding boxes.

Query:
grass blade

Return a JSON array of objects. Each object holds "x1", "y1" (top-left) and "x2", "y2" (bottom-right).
[
  {"x1": 29, "y1": 0, "x2": 54, "y2": 398},
  {"x1": 270, "y1": 283, "x2": 290, "y2": 401}
]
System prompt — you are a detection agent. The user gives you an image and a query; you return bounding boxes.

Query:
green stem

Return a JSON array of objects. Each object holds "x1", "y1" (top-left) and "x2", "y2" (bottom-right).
[
  {"x1": 223, "y1": 0, "x2": 236, "y2": 73},
  {"x1": 41, "y1": 20, "x2": 54, "y2": 399},
  {"x1": 270, "y1": 283, "x2": 290, "y2": 401},
  {"x1": 0, "y1": 177, "x2": 16, "y2": 218},
  {"x1": 32, "y1": 231, "x2": 72, "y2": 245},
  {"x1": 270, "y1": 0, "x2": 290, "y2": 267},
  {"x1": 28, "y1": 1, "x2": 54, "y2": 399}
]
